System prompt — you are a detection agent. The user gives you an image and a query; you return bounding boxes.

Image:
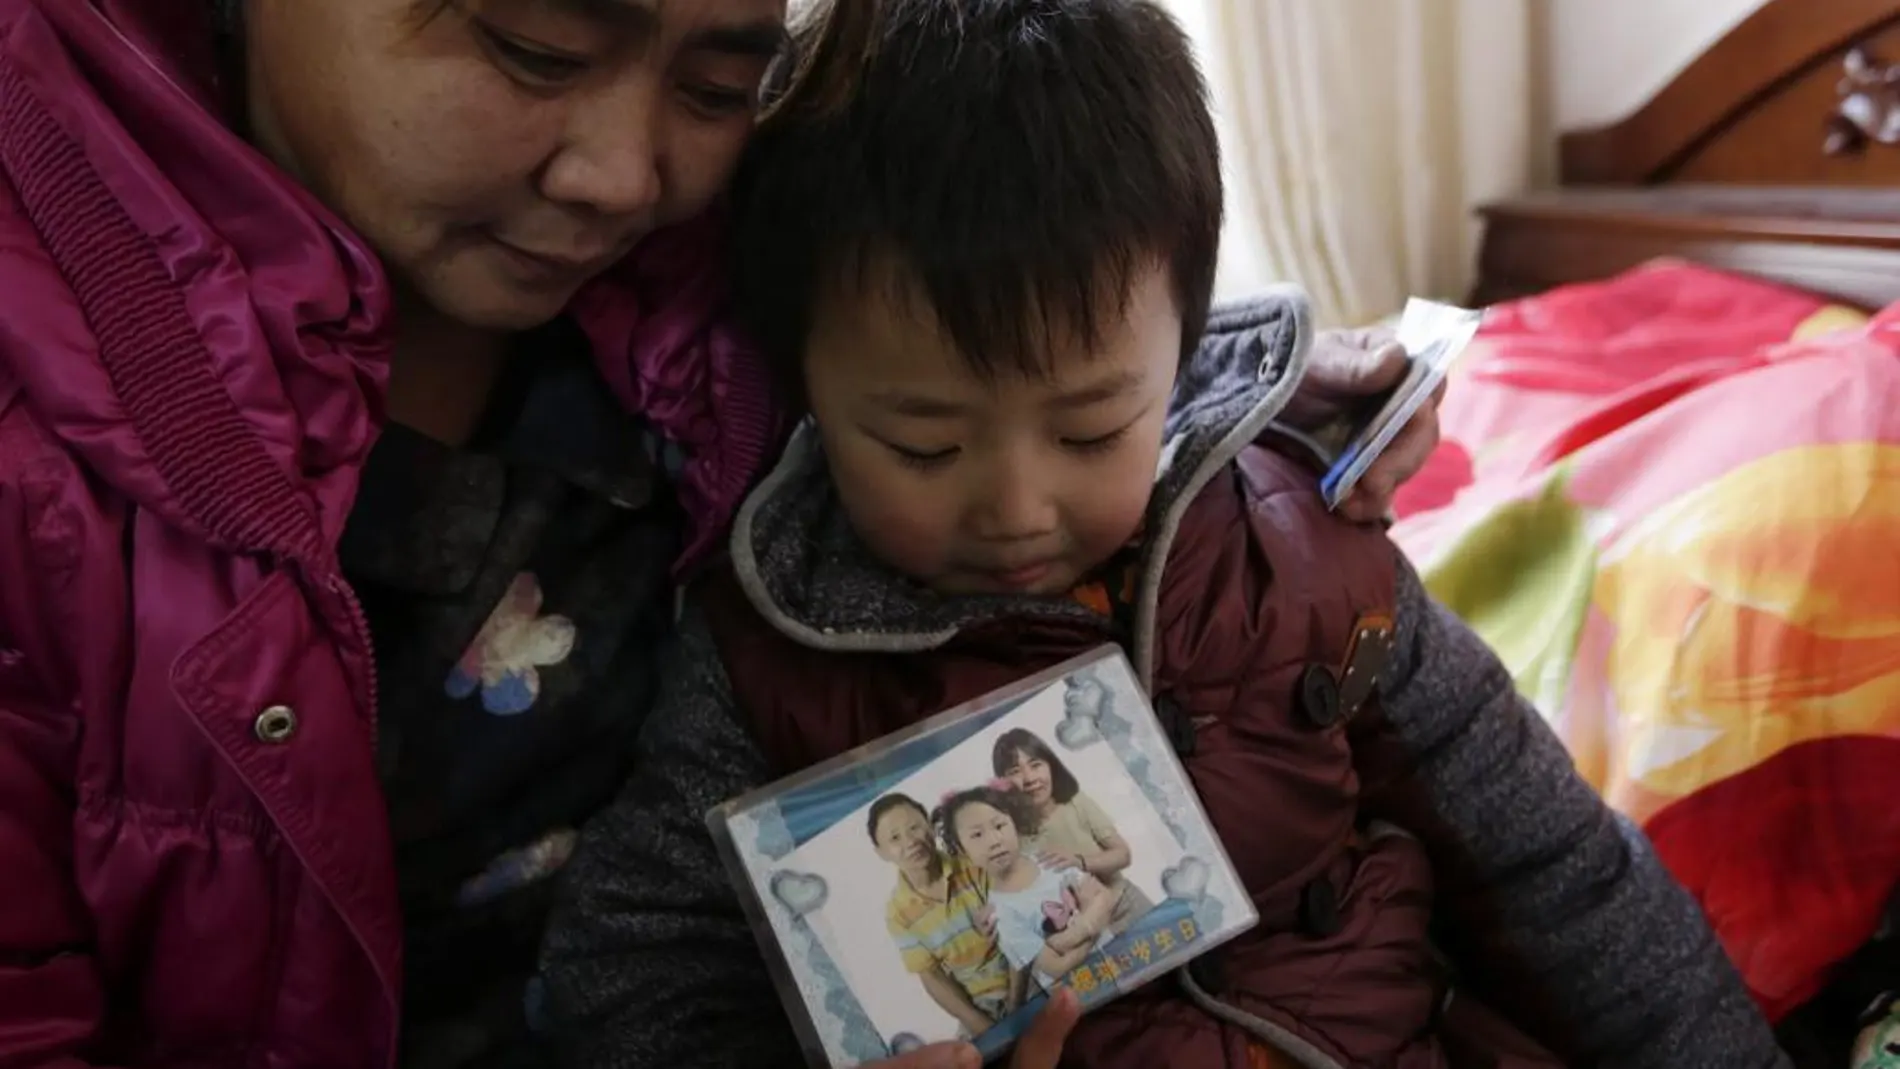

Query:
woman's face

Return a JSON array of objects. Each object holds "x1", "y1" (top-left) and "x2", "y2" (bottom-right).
[
  {"x1": 243, "y1": 0, "x2": 784, "y2": 331},
  {"x1": 1001, "y1": 751, "x2": 1055, "y2": 808},
  {"x1": 871, "y1": 805, "x2": 937, "y2": 871},
  {"x1": 952, "y1": 802, "x2": 1021, "y2": 873}
]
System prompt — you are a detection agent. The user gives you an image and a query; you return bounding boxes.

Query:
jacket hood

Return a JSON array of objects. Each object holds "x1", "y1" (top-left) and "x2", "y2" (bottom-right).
[
  {"x1": 726, "y1": 287, "x2": 1314, "y2": 681},
  {"x1": 0, "y1": 0, "x2": 777, "y2": 570}
]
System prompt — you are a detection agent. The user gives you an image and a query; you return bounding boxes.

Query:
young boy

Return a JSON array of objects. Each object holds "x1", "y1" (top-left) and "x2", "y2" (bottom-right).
[
  {"x1": 868, "y1": 793, "x2": 1013, "y2": 1036},
  {"x1": 539, "y1": 1, "x2": 1790, "y2": 1067}
]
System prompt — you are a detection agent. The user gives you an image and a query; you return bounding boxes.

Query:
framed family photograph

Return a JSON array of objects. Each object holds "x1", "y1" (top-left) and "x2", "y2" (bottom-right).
[{"x1": 706, "y1": 646, "x2": 1257, "y2": 1068}]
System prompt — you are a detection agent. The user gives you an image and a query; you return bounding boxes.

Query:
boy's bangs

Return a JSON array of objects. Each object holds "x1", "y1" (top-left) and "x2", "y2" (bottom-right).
[{"x1": 828, "y1": 239, "x2": 1157, "y2": 383}]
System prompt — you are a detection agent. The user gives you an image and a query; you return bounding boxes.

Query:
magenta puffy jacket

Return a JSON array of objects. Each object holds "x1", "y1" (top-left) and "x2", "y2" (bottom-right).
[{"x1": 0, "y1": 2, "x2": 777, "y2": 1065}]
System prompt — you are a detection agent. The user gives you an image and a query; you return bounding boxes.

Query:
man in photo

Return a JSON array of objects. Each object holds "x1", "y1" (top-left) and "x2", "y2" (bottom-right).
[{"x1": 868, "y1": 793, "x2": 1011, "y2": 1036}]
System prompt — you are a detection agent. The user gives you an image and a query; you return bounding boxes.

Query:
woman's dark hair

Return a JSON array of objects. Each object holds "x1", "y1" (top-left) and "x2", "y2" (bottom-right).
[
  {"x1": 991, "y1": 729, "x2": 1080, "y2": 805},
  {"x1": 933, "y1": 784, "x2": 1041, "y2": 857},
  {"x1": 865, "y1": 792, "x2": 930, "y2": 843},
  {"x1": 759, "y1": 0, "x2": 885, "y2": 125},
  {"x1": 207, "y1": 0, "x2": 245, "y2": 118},
  {"x1": 732, "y1": 0, "x2": 1222, "y2": 402}
]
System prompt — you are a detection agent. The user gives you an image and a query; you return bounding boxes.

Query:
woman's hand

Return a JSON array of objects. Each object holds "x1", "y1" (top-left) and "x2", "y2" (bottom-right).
[
  {"x1": 1282, "y1": 325, "x2": 1444, "y2": 522},
  {"x1": 865, "y1": 989, "x2": 1081, "y2": 1069},
  {"x1": 1035, "y1": 848, "x2": 1084, "y2": 872},
  {"x1": 1071, "y1": 873, "x2": 1108, "y2": 902}
]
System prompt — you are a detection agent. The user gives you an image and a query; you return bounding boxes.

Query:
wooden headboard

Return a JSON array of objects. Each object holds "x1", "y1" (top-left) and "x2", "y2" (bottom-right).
[{"x1": 1472, "y1": 0, "x2": 1900, "y2": 307}]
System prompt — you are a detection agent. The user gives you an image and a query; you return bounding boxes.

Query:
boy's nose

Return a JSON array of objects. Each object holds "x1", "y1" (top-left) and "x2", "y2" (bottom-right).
[{"x1": 970, "y1": 468, "x2": 1058, "y2": 542}]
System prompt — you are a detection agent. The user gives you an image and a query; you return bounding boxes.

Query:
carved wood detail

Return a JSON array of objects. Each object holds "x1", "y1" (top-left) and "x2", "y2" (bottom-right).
[{"x1": 1826, "y1": 45, "x2": 1900, "y2": 155}]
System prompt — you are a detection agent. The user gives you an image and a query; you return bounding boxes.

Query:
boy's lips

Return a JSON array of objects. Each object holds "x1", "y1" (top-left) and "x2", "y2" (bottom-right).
[{"x1": 980, "y1": 561, "x2": 1055, "y2": 590}]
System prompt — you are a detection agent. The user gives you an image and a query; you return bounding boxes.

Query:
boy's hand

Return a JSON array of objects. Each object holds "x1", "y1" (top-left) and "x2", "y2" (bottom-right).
[
  {"x1": 1009, "y1": 988, "x2": 1081, "y2": 1068},
  {"x1": 1284, "y1": 325, "x2": 1444, "y2": 522},
  {"x1": 866, "y1": 989, "x2": 1081, "y2": 1069}
]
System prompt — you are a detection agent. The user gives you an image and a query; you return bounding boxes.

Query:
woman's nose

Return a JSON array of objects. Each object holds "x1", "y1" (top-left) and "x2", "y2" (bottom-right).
[{"x1": 541, "y1": 84, "x2": 665, "y2": 221}]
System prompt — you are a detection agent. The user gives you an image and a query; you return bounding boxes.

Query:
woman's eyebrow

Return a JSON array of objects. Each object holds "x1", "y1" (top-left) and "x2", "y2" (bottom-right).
[
  {"x1": 683, "y1": 19, "x2": 789, "y2": 58},
  {"x1": 544, "y1": 0, "x2": 786, "y2": 57},
  {"x1": 542, "y1": 0, "x2": 654, "y2": 29}
]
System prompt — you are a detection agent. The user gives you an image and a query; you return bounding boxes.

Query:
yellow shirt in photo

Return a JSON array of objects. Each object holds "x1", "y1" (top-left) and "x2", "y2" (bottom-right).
[{"x1": 885, "y1": 853, "x2": 1009, "y2": 1005}]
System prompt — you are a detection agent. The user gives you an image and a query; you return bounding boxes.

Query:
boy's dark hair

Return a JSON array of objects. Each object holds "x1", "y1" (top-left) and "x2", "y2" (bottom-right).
[
  {"x1": 733, "y1": 0, "x2": 1223, "y2": 395},
  {"x1": 991, "y1": 729, "x2": 1080, "y2": 805},
  {"x1": 865, "y1": 792, "x2": 931, "y2": 843},
  {"x1": 934, "y1": 784, "x2": 1043, "y2": 856}
]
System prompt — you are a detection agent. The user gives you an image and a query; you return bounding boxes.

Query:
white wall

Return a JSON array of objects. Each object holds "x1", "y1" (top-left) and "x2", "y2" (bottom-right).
[{"x1": 1547, "y1": 0, "x2": 1769, "y2": 130}]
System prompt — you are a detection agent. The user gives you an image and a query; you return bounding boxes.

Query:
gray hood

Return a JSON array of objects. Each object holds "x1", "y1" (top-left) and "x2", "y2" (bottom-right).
[{"x1": 727, "y1": 286, "x2": 1314, "y2": 688}]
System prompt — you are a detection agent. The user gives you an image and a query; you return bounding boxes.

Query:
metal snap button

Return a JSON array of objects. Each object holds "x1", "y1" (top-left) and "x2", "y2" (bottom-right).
[
  {"x1": 1187, "y1": 949, "x2": 1227, "y2": 995},
  {"x1": 254, "y1": 704, "x2": 298, "y2": 743},
  {"x1": 1156, "y1": 693, "x2": 1196, "y2": 757},
  {"x1": 1300, "y1": 875, "x2": 1343, "y2": 939},
  {"x1": 1297, "y1": 663, "x2": 1342, "y2": 730}
]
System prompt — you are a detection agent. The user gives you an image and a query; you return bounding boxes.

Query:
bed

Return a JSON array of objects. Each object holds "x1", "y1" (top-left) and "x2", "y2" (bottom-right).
[
  {"x1": 1473, "y1": 0, "x2": 1900, "y2": 309},
  {"x1": 1394, "y1": 2, "x2": 1900, "y2": 1060}
]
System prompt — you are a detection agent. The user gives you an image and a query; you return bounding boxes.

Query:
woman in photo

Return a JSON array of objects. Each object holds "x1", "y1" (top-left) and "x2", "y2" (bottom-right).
[
  {"x1": 937, "y1": 785, "x2": 1124, "y2": 1005},
  {"x1": 866, "y1": 793, "x2": 1011, "y2": 1036},
  {"x1": 992, "y1": 729, "x2": 1154, "y2": 933}
]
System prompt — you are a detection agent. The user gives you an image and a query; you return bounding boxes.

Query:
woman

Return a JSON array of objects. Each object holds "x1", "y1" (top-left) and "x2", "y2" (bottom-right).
[
  {"x1": 0, "y1": 1, "x2": 1436, "y2": 1066},
  {"x1": 991, "y1": 729, "x2": 1153, "y2": 933}
]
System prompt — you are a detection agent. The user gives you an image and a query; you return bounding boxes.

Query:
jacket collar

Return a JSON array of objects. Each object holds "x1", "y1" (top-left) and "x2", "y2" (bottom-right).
[
  {"x1": 1, "y1": 0, "x2": 389, "y2": 556},
  {"x1": 726, "y1": 288, "x2": 1314, "y2": 688}
]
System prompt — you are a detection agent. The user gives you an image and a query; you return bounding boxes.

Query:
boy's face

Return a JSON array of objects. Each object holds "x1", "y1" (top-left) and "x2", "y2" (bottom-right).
[
  {"x1": 872, "y1": 805, "x2": 937, "y2": 870},
  {"x1": 804, "y1": 263, "x2": 1180, "y2": 597}
]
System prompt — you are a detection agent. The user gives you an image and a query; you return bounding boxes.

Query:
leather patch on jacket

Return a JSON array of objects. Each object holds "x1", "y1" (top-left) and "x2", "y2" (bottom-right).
[{"x1": 1337, "y1": 611, "x2": 1396, "y2": 717}]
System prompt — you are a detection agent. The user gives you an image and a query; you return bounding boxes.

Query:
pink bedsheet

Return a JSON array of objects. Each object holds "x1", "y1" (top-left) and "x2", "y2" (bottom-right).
[{"x1": 1391, "y1": 259, "x2": 1900, "y2": 1021}]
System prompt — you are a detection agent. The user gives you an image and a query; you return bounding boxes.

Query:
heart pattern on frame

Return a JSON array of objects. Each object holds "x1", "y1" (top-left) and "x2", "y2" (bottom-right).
[
  {"x1": 889, "y1": 1033, "x2": 925, "y2": 1054},
  {"x1": 1056, "y1": 673, "x2": 1109, "y2": 750},
  {"x1": 1055, "y1": 714, "x2": 1102, "y2": 749},
  {"x1": 770, "y1": 870, "x2": 830, "y2": 916},
  {"x1": 1161, "y1": 856, "x2": 1210, "y2": 902}
]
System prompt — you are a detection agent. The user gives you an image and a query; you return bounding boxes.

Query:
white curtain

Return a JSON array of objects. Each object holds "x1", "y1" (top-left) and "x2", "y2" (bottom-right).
[{"x1": 1166, "y1": 0, "x2": 1540, "y2": 327}]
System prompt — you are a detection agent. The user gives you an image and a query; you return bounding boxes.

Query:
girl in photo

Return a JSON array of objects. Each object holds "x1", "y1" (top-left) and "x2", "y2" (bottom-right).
[
  {"x1": 992, "y1": 729, "x2": 1154, "y2": 934},
  {"x1": 866, "y1": 793, "x2": 1012, "y2": 1036},
  {"x1": 937, "y1": 785, "x2": 1123, "y2": 1003}
]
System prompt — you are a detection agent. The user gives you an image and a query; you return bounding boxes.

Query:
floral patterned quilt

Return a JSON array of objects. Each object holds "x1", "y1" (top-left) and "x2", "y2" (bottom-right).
[{"x1": 1390, "y1": 259, "x2": 1900, "y2": 1021}]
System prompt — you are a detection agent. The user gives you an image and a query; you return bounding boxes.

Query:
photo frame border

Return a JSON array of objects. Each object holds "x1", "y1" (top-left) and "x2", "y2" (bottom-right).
[{"x1": 706, "y1": 644, "x2": 1257, "y2": 1068}]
